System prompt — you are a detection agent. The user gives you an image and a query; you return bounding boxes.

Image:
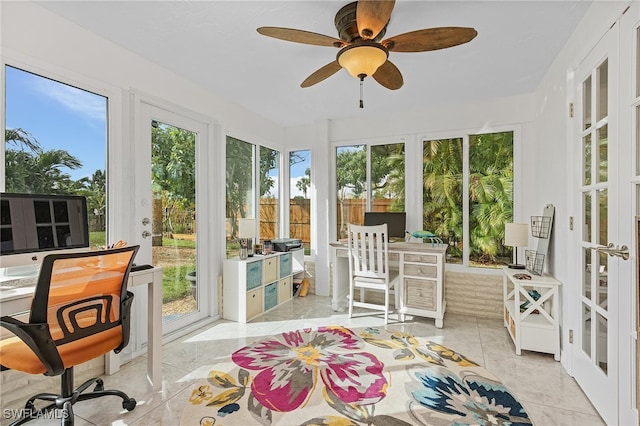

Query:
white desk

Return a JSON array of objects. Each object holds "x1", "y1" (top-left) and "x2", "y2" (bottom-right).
[
  {"x1": 330, "y1": 241, "x2": 447, "y2": 327},
  {"x1": 0, "y1": 266, "x2": 164, "y2": 390}
]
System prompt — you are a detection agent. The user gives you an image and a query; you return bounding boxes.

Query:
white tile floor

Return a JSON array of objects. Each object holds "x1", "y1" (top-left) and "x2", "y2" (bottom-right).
[{"x1": 2, "y1": 295, "x2": 605, "y2": 425}]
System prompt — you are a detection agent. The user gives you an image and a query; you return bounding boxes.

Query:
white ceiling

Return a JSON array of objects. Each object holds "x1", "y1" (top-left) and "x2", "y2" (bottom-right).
[{"x1": 36, "y1": 1, "x2": 592, "y2": 128}]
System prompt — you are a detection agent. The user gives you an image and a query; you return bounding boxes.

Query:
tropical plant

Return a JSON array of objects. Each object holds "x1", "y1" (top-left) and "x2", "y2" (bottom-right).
[
  {"x1": 5, "y1": 148, "x2": 84, "y2": 194},
  {"x1": 151, "y1": 122, "x2": 196, "y2": 234}
]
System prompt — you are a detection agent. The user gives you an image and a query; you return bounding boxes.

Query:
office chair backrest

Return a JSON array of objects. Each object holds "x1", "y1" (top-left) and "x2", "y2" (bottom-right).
[
  {"x1": 29, "y1": 246, "x2": 139, "y2": 353},
  {"x1": 347, "y1": 223, "x2": 390, "y2": 282}
]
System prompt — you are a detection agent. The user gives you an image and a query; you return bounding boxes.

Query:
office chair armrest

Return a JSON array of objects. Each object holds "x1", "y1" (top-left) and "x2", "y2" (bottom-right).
[
  {"x1": 115, "y1": 290, "x2": 135, "y2": 354},
  {"x1": 0, "y1": 316, "x2": 65, "y2": 376}
]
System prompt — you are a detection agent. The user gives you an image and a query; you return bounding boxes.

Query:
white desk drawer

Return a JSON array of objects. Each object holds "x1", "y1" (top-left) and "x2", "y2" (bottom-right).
[
  {"x1": 404, "y1": 263, "x2": 437, "y2": 278},
  {"x1": 404, "y1": 253, "x2": 437, "y2": 264},
  {"x1": 404, "y1": 278, "x2": 436, "y2": 310}
]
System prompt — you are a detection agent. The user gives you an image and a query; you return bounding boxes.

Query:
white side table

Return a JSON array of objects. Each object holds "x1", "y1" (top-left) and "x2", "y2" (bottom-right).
[{"x1": 502, "y1": 267, "x2": 561, "y2": 361}]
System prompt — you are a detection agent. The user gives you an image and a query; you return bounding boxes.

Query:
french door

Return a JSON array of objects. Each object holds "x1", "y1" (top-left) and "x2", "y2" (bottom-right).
[
  {"x1": 571, "y1": 4, "x2": 636, "y2": 424},
  {"x1": 135, "y1": 100, "x2": 212, "y2": 335}
]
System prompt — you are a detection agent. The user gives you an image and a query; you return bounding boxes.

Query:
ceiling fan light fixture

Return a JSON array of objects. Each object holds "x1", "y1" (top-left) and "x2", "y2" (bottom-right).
[{"x1": 337, "y1": 42, "x2": 388, "y2": 79}]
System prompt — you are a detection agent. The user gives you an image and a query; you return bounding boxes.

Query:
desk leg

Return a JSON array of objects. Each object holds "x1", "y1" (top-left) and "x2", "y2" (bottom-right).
[{"x1": 148, "y1": 270, "x2": 163, "y2": 390}]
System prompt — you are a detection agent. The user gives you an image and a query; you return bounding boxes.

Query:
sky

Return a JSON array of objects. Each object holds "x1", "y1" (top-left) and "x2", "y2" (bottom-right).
[
  {"x1": 5, "y1": 65, "x2": 311, "y2": 196},
  {"x1": 5, "y1": 65, "x2": 107, "y2": 181}
]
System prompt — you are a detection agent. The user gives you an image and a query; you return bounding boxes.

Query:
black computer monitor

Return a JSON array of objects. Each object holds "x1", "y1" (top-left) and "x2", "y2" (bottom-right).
[
  {"x1": 0, "y1": 193, "x2": 90, "y2": 269},
  {"x1": 363, "y1": 212, "x2": 406, "y2": 239}
]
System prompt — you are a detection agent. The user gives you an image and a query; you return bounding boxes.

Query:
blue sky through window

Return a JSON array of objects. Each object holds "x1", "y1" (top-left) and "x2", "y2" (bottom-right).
[{"x1": 5, "y1": 66, "x2": 106, "y2": 181}]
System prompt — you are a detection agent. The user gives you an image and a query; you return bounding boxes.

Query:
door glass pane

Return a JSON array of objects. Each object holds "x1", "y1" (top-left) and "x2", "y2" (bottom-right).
[
  {"x1": 597, "y1": 124, "x2": 608, "y2": 183},
  {"x1": 289, "y1": 150, "x2": 311, "y2": 254},
  {"x1": 423, "y1": 138, "x2": 463, "y2": 264},
  {"x1": 583, "y1": 75, "x2": 592, "y2": 130},
  {"x1": 260, "y1": 147, "x2": 280, "y2": 242},
  {"x1": 597, "y1": 252, "x2": 608, "y2": 309},
  {"x1": 583, "y1": 248, "x2": 592, "y2": 299},
  {"x1": 4, "y1": 66, "x2": 107, "y2": 249},
  {"x1": 596, "y1": 59, "x2": 608, "y2": 122},
  {"x1": 598, "y1": 188, "x2": 608, "y2": 246},
  {"x1": 226, "y1": 137, "x2": 256, "y2": 258},
  {"x1": 583, "y1": 302, "x2": 592, "y2": 356},
  {"x1": 583, "y1": 192, "x2": 592, "y2": 242},
  {"x1": 596, "y1": 312, "x2": 608, "y2": 374},
  {"x1": 583, "y1": 134, "x2": 592, "y2": 185},
  {"x1": 151, "y1": 120, "x2": 197, "y2": 319},
  {"x1": 336, "y1": 145, "x2": 366, "y2": 239}
]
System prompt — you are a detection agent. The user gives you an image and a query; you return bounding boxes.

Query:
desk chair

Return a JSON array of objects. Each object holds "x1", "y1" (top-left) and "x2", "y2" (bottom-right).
[
  {"x1": 0, "y1": 246, "x2": 139, "y2": 425},
  {"x1": 347, "y1": 224, "x2": 399, "y2": 324}
]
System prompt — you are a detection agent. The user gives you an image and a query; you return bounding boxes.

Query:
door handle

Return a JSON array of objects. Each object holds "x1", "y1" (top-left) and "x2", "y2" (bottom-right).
[
  {"x1": 595, "y1": 243, "x2": 630, "y2": 260},
  {"x1": 142, "y1": 230, "x2": 152, "y2": 239}
]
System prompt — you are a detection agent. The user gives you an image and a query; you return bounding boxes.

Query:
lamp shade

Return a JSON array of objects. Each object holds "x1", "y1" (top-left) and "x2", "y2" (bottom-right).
[
  {"x1": 504, "y1": 223, "x2": 529, "y2": 247},
  {"x1": 238, "y1": 218, "x2": 256, "y2": 239},
  {"x1": 337, "y1": 43, "x2": 388, "y2": 78}
]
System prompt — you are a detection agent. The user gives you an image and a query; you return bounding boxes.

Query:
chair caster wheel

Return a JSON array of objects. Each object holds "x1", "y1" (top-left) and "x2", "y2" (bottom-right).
[{"x1": 123, "y1": 398, "x2": 137, "y2": 411}]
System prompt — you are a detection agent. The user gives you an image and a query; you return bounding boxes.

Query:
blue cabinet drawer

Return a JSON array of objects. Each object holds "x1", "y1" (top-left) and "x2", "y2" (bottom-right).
[
  {"x1": 279, "y1": 253, "x2": 292, "y2": 278},
  {"x1": 246, "y1": 261, "x2": 262, "y2": 291},
  {"x1": 264, "y1": 282, "x2": 278, "y2": 311}
]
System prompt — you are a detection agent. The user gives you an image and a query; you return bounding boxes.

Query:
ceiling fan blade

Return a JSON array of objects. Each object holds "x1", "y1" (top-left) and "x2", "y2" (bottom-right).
[
  {"x1": 356, "y1": 0, "x2": 396, "y2": 40},
  {"x1": 301, "y1": 61, "x2": 343, "y2": 88},
  {"x1": 383, "y1": 27, "x2": 477, "y2": 52},
  {"x1": 373, "y1": 60, "x2": 403, "y2": 90},
  {"x1": 257, "y1": 27, "x2": 345, "y2": 47}
]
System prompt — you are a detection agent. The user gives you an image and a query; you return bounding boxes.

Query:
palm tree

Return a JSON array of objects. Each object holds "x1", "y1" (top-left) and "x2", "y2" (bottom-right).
[
  {"x1": 4, "y1": 149, "x2": 83, "y2": 194},
  {"x1": 5, "y1": 128, "x2": 42, "y2": 153}
]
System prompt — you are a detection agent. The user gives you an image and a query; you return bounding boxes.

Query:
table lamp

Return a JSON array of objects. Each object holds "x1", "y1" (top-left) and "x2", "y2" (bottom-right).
[
  {"x1": 505, "y1": 223, "x2": 528, "y2": 269},
  {"x1": 238, "y1": 218, "x2": 256, "y2": 259}
]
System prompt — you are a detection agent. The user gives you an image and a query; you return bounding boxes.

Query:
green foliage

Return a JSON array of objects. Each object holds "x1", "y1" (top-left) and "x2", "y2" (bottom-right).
[
  {"x1": 152, "y1": 123, "x2": 196, "y2": 234},
  {"x1": 226, "y1": 137, "x2": 254, "y2": 239},
  {"x1": 89, "y1": 231, "x2": 106, "y2": 248},
  {"x1": 296, "y1": 167, "x2": 311, "y2": 198},
  {"x1": 422, "y1": 132, "x2": 514, "y2": 265},
  {"x1": 5, "y1": 128, "x2": 107, "y2": 237},
  {"x1": 162, "y1": 265, "x2": 193, "y2": 303},
  {"x1": 336, "y1": 146, "x2": 367, "y2": 199},
  {"x1": 5, "y1": 148, "x2": 84, "y2": 194}
]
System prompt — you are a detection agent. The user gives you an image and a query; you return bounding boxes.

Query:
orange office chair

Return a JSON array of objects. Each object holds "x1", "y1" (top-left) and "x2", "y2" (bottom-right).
[{"x1": 0, "y1": 245, "x2": 139, "y2": 425}]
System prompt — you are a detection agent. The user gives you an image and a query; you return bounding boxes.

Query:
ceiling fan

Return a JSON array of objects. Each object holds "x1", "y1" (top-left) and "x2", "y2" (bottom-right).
[{"x1": 257, "y1": 0, "x2": 477, "y2": 105}]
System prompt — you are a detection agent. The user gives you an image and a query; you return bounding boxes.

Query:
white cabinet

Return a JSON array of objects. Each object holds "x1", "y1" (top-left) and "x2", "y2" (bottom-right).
[
  {"x1": 396, "y1": 246, "x2": 447, "y2": 328},
  {"x1": 223, "y1": 248, "x2": 303, "y2": 323},
  {"x1": 502, "y1": 267, "x2": 561, "y2": 360}
]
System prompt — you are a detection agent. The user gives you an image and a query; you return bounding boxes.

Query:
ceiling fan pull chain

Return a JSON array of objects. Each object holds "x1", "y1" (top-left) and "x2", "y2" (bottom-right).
[{"x1": 359, "y1": 74, "x2": 365, "y2": 108}]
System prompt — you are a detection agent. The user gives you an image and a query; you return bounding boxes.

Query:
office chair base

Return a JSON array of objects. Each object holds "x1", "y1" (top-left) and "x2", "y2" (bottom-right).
[{"x1": 9, "y1": 373, "x2": 136, "y2": 426}]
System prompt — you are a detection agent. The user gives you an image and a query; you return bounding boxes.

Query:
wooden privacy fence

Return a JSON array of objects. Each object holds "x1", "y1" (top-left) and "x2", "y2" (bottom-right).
[{"x1": 257, "y1": 198, "x2": 395, "y2": 242}]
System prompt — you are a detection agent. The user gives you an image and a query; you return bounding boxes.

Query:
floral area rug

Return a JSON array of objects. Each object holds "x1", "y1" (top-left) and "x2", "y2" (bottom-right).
[{"x1": 181, "y1": 326, "x2": 532, "y2": 425}]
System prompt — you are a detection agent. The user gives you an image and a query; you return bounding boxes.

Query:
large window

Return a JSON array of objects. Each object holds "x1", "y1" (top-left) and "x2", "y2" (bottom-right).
[
  {"x1": 335, "y1": 142, "x2": 405, "y2": 239},
  {"x1": 422, "y1": 131, "x2": 514, "y2": 267},
  {"x1": 290, "y1": 150, "x2": 311, "y2": 254},
  {"x1": 260, "y1": 146, "x2": 280, "y2": 242},
  {"x1": 225, "y1": 136, "x2": 255, "y2": 258},
  {"x1": 4, "y1": 66, "x2": 107, "y2": 248},
  {"x1": 225, "y1": 136, "x2": 282, "y2": 258}
]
